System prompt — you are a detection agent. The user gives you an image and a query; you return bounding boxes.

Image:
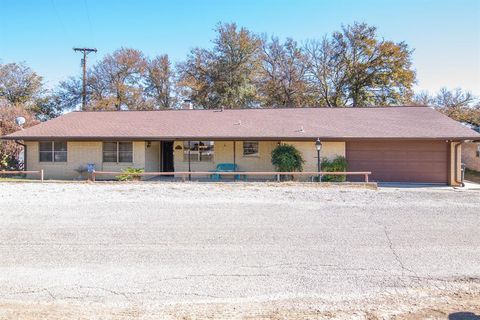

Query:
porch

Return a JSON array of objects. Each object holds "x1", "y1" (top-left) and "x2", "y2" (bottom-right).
[{"x1": 144, "y1": 140, "x2": 346, "y2": 180}]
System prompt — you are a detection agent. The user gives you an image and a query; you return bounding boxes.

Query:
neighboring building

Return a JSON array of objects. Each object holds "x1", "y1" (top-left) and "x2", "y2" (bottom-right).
[
  {"x1": 462, "y1": 142, "x2": 480, "y2": 171},
  {"x1": 2, "y1": 106, "x2": 480, "y2": 185}
]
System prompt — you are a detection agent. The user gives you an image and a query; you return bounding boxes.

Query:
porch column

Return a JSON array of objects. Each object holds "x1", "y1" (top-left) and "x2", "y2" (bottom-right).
[
  {"x1": 188, "y1": 140, "x2": 191, "y2": 181},
  {"x1": 233, "y1": 141, "x2": 236, "y2": 181}
]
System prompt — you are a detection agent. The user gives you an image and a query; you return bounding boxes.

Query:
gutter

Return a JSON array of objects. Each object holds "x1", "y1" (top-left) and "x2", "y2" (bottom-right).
[
  {"x1": 14, "y1": 140, "x2": 27, "y2": 171},
  {"x1": 3, "y1": 136, "x2": 480, "y2": 142}
]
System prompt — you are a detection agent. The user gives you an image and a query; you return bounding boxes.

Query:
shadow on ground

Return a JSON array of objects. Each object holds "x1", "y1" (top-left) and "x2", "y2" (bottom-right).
[{"x1": 449, "y1": 312, "x2": 480, "y2": 320}]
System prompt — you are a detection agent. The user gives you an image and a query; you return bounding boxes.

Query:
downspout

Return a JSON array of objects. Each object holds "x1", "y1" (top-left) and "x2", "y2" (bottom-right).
[
  {"x1": 14, "y1": 140, "x2": 27, "y2": 171},
  {"x1": 454, "y1": 142, "x2": 464, "y2": 187}
]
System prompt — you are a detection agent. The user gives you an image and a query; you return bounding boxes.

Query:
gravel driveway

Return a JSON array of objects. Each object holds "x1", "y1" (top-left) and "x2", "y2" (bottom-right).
[{"x1": 0, "y1": 182, "x2": 479, "y2": 319}]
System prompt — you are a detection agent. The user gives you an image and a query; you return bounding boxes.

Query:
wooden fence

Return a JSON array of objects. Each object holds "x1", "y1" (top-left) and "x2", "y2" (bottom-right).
[
  {"x1": 91, "y1": 170, "x2": 371, "y2": 183},
  {"x1": 0, "y1": 170, "x2": 44, "y2": 182}
]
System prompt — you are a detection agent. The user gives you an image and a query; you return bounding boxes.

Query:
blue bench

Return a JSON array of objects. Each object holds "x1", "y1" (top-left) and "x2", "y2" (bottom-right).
[{"x1": 209, "y1": 163, "x2": 245, "y2": 181}]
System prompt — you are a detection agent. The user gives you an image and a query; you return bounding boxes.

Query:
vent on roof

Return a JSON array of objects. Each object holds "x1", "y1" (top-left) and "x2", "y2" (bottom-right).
[{"x1": 295, "y1": 126, "x2": 305, "y2": 133}]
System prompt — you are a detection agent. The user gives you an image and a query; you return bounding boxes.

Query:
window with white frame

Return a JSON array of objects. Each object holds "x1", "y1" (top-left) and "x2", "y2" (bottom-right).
[
  {"x1": 103, "y1": 142, "x2": 133, "y2": 163},
  {"x1": 183, "y1": 141, "x2": 214, "y2": 162},
  {"x1": 39, "y1": 141, "x2": 67, "y2": 162},
  {"x1": 243, "y1": 141, "x2": 259, "y2": 157}
]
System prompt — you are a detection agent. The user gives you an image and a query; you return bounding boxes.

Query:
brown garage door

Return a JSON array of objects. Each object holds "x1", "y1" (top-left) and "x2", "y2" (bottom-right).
[{"x1": 346, "y1": 141, "x2": 448, "y2": 183}]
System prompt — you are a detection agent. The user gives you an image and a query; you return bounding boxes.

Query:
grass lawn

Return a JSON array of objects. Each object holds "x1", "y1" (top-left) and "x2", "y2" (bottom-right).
[{"x1": 465, "y1": 169, "x2": 480, "y2": 184}]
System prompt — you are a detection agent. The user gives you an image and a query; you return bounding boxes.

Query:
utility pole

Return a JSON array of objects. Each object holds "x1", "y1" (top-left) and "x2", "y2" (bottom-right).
[{"x1": 73, "y1": 48, "x2": 97, "y2": 110}]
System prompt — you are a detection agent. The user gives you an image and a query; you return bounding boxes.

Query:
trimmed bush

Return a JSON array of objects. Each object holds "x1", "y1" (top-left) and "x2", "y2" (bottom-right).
[{"x1": 271, "y1": 144, "x2": 304, "y2": 180}]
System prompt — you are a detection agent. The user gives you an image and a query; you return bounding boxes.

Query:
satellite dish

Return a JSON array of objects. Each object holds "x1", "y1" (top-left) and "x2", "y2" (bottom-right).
[{"x1": 15, "y1": 117, "x2": 26, "y2": 127}]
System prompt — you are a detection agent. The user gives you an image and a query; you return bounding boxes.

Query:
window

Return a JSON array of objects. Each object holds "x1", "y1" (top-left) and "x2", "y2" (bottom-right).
[
  {"x1": 39, "y1": 141, "x2": 67, "y2": 162},
  {"x1": 118, "y1": 142, "x2": 133, "y2": 162},
  {"x1": 243, "y1": 141, "x2": 259, "y2": 157},
  {"x1": 183, "y1": 141, "x2": 214, "y2": 162},
  {"x1": 103, "y1": 142, "x2": 133, "y2": 163}
]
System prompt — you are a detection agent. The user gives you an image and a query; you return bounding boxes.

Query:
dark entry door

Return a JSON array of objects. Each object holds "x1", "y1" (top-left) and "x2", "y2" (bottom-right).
[{"x1": 161, "y1": 141, "x2": 174, "y2": 173}]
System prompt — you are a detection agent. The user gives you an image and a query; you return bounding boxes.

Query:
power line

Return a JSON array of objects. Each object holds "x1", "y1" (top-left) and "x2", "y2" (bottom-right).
[
  {"x1": 50, "y1": 0, "x2": 70, "y2": 43},
  {"x1": 83, "y1": 0, "x2": 95, "y2": 46},
  {"x1": 73, "y1": 48, "x2": 97, "y2": 111}
]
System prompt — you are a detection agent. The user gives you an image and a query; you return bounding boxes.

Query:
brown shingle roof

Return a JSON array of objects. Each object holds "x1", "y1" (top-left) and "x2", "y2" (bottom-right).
[{"x1": 3, "y1": 106, "x2": 480, "y2": 141}]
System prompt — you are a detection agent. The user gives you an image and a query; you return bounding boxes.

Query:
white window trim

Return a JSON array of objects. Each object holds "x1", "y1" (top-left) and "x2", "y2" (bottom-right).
[
  {"x1": 102, "y1": 141, "x2": 134, "y2": 164},
  {"x1": 39, "y1": 141, "x2": 67, "y2": 163}
]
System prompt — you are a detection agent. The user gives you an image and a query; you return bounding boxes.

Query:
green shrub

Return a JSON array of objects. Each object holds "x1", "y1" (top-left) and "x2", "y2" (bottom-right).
[
  {"x1": 320, "y1": 156, "x2": 348, "y2": 182},
  {"x1": 116, "y1": 167, "x2": 144, "y2": 181},
  {"x1": 271, "y1": 144, "x2": 304, "y2": 180}
]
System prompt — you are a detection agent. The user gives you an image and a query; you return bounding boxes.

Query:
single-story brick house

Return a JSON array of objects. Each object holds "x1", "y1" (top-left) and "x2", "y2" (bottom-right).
[{"x1": 3, "y1": 106, "x2": 480, "y2": 185}]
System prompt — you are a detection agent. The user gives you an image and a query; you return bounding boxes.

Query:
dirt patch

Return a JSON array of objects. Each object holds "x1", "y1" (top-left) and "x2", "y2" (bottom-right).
[{"x1": 0, "y1": 288, "x2": 479, "y2": 319}]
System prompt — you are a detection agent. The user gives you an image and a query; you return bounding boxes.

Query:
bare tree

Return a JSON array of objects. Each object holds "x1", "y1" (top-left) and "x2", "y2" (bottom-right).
[
  {"x1": 433, "y1": 87, "x2": 475, "y2": 108},
  {"x1": 411, "y1": 91, "x2": 431, "y2": 106},
  {"x1": 304, "y1": 37, "x2": 349, "y2": 107},
  {"x1": 258, "y1": 37, "x2": 310, "y2": 107},
  {"x1": 58, "y1": 48, "x2": 178, "y2": 111},
  {"x1": 433, "y1": 88, "x2": 478, "y2": 126},
  {"x1": 412, "y1": 88, "x2": 479, "y2": 126}
]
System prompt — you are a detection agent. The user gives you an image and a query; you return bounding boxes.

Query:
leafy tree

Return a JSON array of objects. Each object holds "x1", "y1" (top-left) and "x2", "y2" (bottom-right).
[
  {"x1": 55, "y1": 77, "x2": 83, "y2": 112},
  {"x1": 0, "y1": 62, "x2": 66, "y2": 121},
  {"x1": 177, "y1": 23, "x2": 262, "y2": 109},
  {"x1": 304, "y1": 22, "x2": 415, "y2": 107},
  {"x1": 90, "y1": 48, "x2": 148, "y2": 110},
  {"x1": 0, "y1": 100, "x2": 39, "y2": 169},
  {"x1": 0, "y1": 62, "x2": 43, "y2": 105},
  {"x1": 29, "y1": 94, "x2": 66, "y2": 121},
  {"x1": 258, "y1": 37, "x2": 311, "y2": 107}
]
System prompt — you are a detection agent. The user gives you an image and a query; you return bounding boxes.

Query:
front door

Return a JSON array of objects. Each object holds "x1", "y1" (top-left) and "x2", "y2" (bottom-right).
[{"x1": 161, "y1": 141, "x2": 174, "y2": 173}]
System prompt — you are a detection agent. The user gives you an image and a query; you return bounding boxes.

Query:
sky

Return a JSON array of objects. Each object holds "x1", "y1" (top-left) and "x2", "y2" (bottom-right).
[{"x1": 0, "y1": 0, "x2": 479, "y2": 96}]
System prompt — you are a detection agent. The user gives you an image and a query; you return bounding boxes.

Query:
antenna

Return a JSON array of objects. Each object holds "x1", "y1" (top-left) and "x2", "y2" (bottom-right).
[{"x1": 296, "y1": 126, "x2": 305, "y2": 133}]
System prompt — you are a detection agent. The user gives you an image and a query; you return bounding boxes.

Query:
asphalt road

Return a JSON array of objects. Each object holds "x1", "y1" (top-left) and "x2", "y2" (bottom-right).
[{"x1": 0, "y1": 182, "x2": 479, "y2": 318}]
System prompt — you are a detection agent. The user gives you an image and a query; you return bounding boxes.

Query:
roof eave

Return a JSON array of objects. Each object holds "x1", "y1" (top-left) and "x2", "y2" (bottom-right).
[{"x1": 3, "y1": 135, "x2": 480, "y2": 141}]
